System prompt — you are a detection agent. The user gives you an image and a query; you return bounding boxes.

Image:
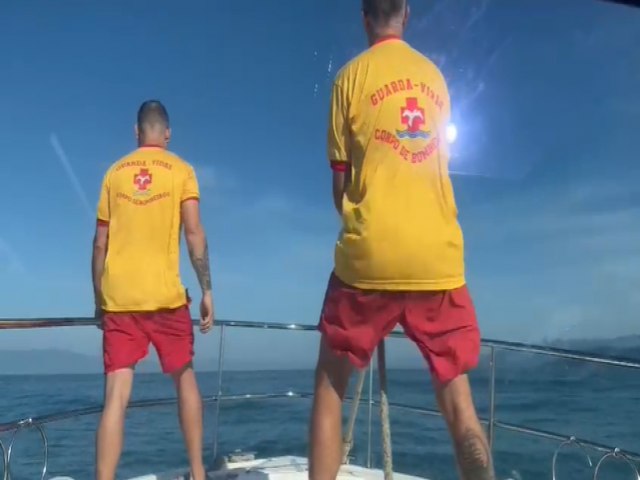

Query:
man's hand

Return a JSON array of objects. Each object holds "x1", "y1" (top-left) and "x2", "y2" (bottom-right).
[
  {"x1": 92, "y1": 222, "x2": 108, "y2": 330},
  {"x1": 182, "y1": 197, "x2": 214, "y2": 334},
  {"x1": 332, "y1": 168, "x2": 351, "y2": 215},
  {"x1": 199, "y1": 291, "x2": 214, "y2": 333},
  {"x1": 94, "y1": 303, "x2": 104, "y2": 330}
]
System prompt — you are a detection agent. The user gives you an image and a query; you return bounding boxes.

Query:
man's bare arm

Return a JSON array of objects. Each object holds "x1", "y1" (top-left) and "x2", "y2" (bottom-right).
[
  {"x1": 182, "y1": 199, "x2": 211, "y2": 292},
  {"x1": 92, "y1": 223, "x2": 109, "y2": 308},
  {"x1": 332, "y1": 168, "x2": 351, "y2": 215}
]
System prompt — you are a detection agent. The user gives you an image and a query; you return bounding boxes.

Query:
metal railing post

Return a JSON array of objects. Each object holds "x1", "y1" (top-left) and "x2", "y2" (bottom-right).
[
  {"x1": 6, "y1": 420, "x2": 47, "y2": 480},
  {"x1": 488, "y1": 346, "x2": 496, "y2": 450},
  {"x1": 0, "y1": 439, "x2": 7, "y2": 480},
  {"x1": 377, "y1": 340, "x2": 393, "y2": 480},
  {"x1": 212, "y1": 324, "x2": 226, "y2": 463}
]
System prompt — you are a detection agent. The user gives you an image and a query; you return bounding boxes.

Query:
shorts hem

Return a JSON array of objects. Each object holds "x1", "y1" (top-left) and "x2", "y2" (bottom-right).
[
  {"x1": 104, "y1": 355, "x2": 145, "y2": 375},
  {"x1": 318, "y1": 325, "x2": 371, "y2": 370},
  {"x1": 161, "y1": 356, "x2": 194, "y2": 375},
  {"x1": 431, "y1": 364, "x2": 478, "y2": 386}
]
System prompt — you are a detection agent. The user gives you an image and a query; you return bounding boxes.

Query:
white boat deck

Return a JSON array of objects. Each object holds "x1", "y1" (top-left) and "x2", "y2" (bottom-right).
[{"x1": 112, "y1": 455, "x2": 427, "y2": 480}]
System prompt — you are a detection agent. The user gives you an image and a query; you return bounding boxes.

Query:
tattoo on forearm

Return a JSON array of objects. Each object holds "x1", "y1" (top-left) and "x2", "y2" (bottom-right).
[
  {"x1": 189, "y1": 241, "x2": 212, "y2": 291},
  {"x1": 454, "y1": 427, "x2": 495, "y2": 480}
]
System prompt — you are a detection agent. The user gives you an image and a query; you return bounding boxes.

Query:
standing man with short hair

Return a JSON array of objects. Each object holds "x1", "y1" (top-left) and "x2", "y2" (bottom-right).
[
  {"x1": 92, "y1": 100, "x2": 213, "y2": 480},
  {"x1": 308, "y1": 1, "x2": 496, "y2": 479}
]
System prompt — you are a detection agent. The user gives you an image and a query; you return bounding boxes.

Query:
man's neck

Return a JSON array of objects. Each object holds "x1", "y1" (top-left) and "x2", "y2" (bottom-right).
[
  {"x1": 138, "y1": 139, "x2": 166, "y2": 149},
  {"x1": 368, "y1": 30, "x2": 403, "y2": 47}
]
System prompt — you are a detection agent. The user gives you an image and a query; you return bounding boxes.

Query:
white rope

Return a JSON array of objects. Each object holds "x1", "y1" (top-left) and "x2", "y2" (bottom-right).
[
  {"x1": 342, "y1": 368, "x2": 367, "y2": 463},
  {"x1": 378, "y1": 340, "x2": 394, "y2": 480}
]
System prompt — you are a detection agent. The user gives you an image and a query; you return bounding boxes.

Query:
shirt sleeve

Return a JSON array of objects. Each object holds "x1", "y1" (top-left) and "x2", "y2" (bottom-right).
[
  {"x1": 327, "y1": 79, "x2": 351, "y2": 172},
  {"x1": 181, "y1": 164, "x2": 200, "y2": 202},
  {"x1": 96, "y1": 172, "x2": 110, "y2": 225}
]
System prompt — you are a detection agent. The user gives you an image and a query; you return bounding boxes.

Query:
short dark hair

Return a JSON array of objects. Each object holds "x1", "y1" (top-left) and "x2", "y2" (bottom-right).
[
  {"x1": 137, "y1": 100, "x2": 169, "y2": 132},
  {"x1": 362, "y1": 0, "x2": 406, "y2": 24}
]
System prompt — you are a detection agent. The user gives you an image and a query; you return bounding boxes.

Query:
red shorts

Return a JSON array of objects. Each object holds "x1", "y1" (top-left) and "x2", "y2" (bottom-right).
[
  {"x1": 102, "y1": 305, "x2": 194, "y2": 375},
  {"x1": 318, "y1": 273, "x2": 481, "y2": 384}
]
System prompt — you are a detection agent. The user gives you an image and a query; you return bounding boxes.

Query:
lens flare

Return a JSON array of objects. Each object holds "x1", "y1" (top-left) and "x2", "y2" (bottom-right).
[{"x1": 446, "y1": 123, "x2": 458, "y2": 144}]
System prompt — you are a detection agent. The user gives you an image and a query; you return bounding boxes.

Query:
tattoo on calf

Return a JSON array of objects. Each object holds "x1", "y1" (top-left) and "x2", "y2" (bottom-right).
[{"x1": 455, "y1": 427, "x2": 495, "y2": 480}]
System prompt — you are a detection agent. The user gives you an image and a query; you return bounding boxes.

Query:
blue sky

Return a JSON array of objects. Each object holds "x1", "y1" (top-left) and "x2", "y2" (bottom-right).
[{"x1": 0, "y1": 0, "x2": 638, "y2": 367}]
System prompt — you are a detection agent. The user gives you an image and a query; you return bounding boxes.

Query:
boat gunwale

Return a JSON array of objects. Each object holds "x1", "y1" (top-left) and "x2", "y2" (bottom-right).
[
  {"x1": 0, "y1": 318, "x2": 639, "y2": 478},
  {"x1": 1, "y1": 392, "x2": 638, "y2": 461}
]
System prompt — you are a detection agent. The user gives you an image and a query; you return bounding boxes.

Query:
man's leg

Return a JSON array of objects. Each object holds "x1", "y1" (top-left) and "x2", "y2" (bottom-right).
[
  {"x1": 308, "y1": 335, "x2": 354, "y2": 480},
  {"x1": 149, "y1": 306, "x2": 204, "y2": 480},
  {"x1": 172, "y1": 363, "x2": 206, "y2": 480},
  {"x1": 309, "y1": 273, "x2": 400, "y2": 480},
  {"x1": 435, "y1": 375, "x2": 495, "y2": 480},
  {"x1": 97, "y1": 313, "x2": 148, "y2": 480},
  {"x1": 96, "y1": 368, "x2": 133, "y2": 480},
  {"x1": 96, "y1": 368, "x2": 134, "y2": 480},
  {"x1": 401, "y1": 285, "x2": 494, "y2": 479}
]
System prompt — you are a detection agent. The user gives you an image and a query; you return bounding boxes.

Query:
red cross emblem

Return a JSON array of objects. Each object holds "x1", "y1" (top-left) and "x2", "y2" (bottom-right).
[
  {"x1": 133, "y1": 168, "x2": 152, "y2": 191},
  {"x1": 400, "y1": 98, "x2": 425, "y2": 133}
]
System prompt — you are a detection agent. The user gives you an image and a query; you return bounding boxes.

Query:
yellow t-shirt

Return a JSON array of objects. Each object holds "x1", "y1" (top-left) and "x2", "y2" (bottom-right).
[
  {"x1": 328, "y1": 37, "x2": 465, "y2": 291},
  {"x1": 96, "y1": 146, "x2": 200, "y2": 312}
]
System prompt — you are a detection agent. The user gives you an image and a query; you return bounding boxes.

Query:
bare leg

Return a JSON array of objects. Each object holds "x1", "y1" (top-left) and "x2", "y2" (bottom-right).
[
  {"x1": 172, "y1": 363, "x2": 206, "y2": 480},
  {"x1": 308, "y1": 336, "x2": 354, "y2": 480},
  {"x1": 434, "y1": 374, "x2": 496, "y2": 480},
  {"x1": 96, "y1": 368, "x2": 134, "y2": 480}
]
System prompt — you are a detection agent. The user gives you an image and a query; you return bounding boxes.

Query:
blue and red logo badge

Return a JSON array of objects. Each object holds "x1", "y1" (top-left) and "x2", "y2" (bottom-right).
[{"x1": 396, "y1": 97, "x2": 430, "y2": 140}]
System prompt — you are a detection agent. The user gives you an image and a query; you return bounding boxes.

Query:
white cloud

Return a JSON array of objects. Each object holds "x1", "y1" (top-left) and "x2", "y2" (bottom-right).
[
  {"x1": 0, "y1": 238, "x2": 26, "y2": 277},
  {"x1": 193, "y1": 163, "x2": 217, "y2": 190},
  {"x1": 49, "y1": 133, "x2": 94, "y2": 220}
]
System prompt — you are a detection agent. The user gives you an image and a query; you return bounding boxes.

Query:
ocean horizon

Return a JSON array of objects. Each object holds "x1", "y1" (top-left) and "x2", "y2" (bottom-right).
[{"x1": 0, "y1": 330, "x2": 638, "y2": 375}]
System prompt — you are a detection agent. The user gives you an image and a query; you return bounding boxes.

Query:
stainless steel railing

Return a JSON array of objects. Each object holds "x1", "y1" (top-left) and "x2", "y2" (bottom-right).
[{"x1": 0, "y1": 317, "x2": 639, "y2": 480}]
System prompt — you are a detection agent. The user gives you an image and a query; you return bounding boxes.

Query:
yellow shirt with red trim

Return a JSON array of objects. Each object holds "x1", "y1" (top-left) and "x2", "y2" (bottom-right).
[
  {"x1": 328, "y1": 38, "x2": 465, "y2": 291},
  {"x1": 96, "y1": 146, "x2": 200, "y2": 312}
]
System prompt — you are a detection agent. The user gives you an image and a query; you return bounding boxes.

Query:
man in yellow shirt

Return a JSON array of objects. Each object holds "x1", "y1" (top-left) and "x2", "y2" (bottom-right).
[
  {"x1": 92, "y1": 100, "x2": 213, "y2": 480},
  {"x1": 308, "y1": 2, "x2": 495, "y2": 479}
]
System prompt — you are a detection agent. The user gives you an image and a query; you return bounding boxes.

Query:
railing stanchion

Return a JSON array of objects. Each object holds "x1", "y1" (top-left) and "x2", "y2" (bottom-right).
[
  {"x1": 212, "y1": 324, "x2": 226, "y2": 463},
  {"x1": 6, "y1": 419, "x2": 48, "y2": 480},
  {"x1": 0, "y1": 439, "x2": 7, "y2": 480},
  {"x1": 378, "y1": 340, "x2": 393, "y2": 480},
  {"x1": 488, "y1": 346, "x2": 496, "y2": 450},
  {"x1": 366, "y1": 358, "x2": 374, "y2": 468}
]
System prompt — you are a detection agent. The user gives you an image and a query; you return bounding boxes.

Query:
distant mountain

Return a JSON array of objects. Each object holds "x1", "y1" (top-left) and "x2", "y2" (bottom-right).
[
  {"x1": 0, "y1": 349, "x2": 99, "y2": 374},
  {"x1": 0, "y1": 349, "x2": 217, "y2": 375},
  {"x1": 546, "y1": 335, "x2": 640, "y2": 360},
  {"x1": 0, "y1": 335, "x2": 638, "y2": 375},
  {"x1": 0, "y1": 349, "x2": 313, "y2": 375}
]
